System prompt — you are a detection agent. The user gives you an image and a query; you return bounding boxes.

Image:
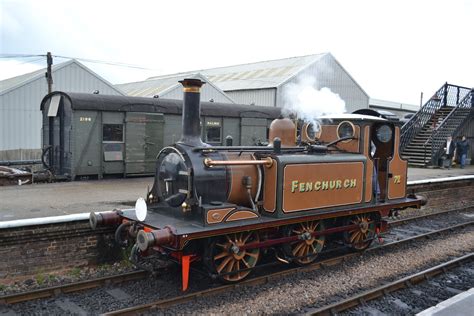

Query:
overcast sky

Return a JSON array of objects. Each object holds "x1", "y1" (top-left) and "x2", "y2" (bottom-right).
[{"x1": 1, "y1": 0, "x2": 473, "y2": 105}]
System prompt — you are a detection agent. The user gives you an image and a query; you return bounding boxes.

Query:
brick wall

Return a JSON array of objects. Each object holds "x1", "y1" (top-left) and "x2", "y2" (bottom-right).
[
  {"x1": 410, "y1": 180, "x2": 474, "y2": 211},
  {"x1": 0, "y1": 221, "x2": 120, "y2": 280}
]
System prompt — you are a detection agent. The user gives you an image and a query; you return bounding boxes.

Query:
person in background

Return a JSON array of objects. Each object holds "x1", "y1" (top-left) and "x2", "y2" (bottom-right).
[
  {"x1": 443, "y1": 135, "x2": 455, "y2": 169},
  {"x1": 456, "y1": 136, "x2": 469, "y2": 169}
]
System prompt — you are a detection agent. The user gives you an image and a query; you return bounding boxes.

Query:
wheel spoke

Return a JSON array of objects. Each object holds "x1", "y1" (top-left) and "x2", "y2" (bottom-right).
[
  {"x1": 349, "y1": 230, "x2": 359, "y2": 243},
  {"x1": 298, "y1": 244, "x2": 308, "y2": 257},
  {"x1": 293, "y1": 229, "x2": 303, "y2": 234},
  {"x1": 214, "y1": 251, "x2": 229, "y2": 260},
  {"x1": 226, "y1": 258, "x2": 235, "y2": 273},
  {"x1": 217, "y1": 256, "x2": 233, "y2": 273},
  {"x1": 292, "y1": 242, "x2": 305, "y2": 256},
  {"x1": 246, "y1": 251, "x2": 259, "y2": 259},
  {"x1": 242, "y1": 232, "x2": 252, "y2": 243},
  {"x1": 315, "y1": 238, "x2": 324, "y2": 245}
]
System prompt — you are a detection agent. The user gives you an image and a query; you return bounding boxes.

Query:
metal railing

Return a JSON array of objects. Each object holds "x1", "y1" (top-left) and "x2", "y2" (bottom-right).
[
  {"x1": 400, "y1": 83, "x2": 471, "y2": 152},
  {"x1": 423, "y1": 89, "x2": 473, "y2": 165}
]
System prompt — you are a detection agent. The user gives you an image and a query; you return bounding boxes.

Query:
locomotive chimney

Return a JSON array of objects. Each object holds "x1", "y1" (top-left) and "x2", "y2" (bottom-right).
[{"x1": 178, "y1": 78, "x2": 206, "y2": 146}]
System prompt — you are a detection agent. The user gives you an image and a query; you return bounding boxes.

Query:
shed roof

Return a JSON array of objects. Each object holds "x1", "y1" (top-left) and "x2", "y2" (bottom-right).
[
  {"x1": 369, "y1": 98, "x2": 420, "y2": 112},
  {"x1": 0, "y1": 59, "x2": 124, "y2": 96},
  {"x1": 145, "y1": 53, "x2": 328, "y2": 91},
  {"x1": 116, "y1": 73, "x2": 235, "y2": 103}
]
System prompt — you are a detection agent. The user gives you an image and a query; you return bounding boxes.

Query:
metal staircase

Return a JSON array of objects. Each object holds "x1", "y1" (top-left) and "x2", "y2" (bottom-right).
[{"x1": 401, "y1": 83, "x2": 473, "y2": 167}]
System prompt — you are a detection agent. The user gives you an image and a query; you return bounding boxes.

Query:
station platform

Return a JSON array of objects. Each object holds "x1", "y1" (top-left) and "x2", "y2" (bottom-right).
[
  {"x1": 0, "y1": 166, "x2": 472, "y2": 223},
  {"x1": 417, "y1": 287, "x2": 474, "y2": 316}
]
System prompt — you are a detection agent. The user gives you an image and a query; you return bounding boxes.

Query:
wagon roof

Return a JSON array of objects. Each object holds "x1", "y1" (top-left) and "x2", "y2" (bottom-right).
[{"x1": 41, "y1": 92, "x2": 281, "y2": 119}]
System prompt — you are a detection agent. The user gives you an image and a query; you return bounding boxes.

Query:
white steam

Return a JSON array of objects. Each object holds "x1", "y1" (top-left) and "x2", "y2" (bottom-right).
[{"x1": 282, "y1": 76, "x2": 347, "y2": 125}]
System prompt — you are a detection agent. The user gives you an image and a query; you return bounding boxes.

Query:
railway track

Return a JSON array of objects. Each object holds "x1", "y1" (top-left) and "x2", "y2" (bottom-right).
[
  {"x1": 388, "y1": 206, "x2": 473, "y2": 227},
  {"x1": 305, "y1": 253, "x2": 473, "y2": 315},
  {"x1": 1, "y1": 207, "x2": 472, "y2": 313},
  {"x1": 0, "y1": 271, "x2": 148, "y2": 305},
  {"x1": 102, "y1": 220, "x2": 474, "y2": 315}
]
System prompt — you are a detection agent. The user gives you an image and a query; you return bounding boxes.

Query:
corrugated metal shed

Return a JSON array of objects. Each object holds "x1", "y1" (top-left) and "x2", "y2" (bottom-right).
[
  {"x1": 369, "y1": 98, "x2": 420, "y2": 117},
  {"x1": 0, "y1": 60, "x2": 124, "y2": 158},
  {"x1": 116, "y1": 73, "x2": 235, "y2": 103}
]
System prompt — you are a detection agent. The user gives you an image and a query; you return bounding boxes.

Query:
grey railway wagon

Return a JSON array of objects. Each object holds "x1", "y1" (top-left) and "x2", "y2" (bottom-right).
[{"x1": 40, "y1": 92, "x2": 281, "y2": 180}]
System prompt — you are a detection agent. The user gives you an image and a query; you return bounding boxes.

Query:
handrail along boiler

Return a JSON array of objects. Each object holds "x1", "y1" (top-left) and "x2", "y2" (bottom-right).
[{"x1": 90, "y1": 79, "x2": 424, "y2": 290}]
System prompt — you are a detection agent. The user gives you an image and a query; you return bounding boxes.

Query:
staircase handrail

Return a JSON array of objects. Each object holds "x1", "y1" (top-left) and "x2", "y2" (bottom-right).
[
  {"x1": 422, "y1": 89, "x2": 473, "y2": 165},
  {"x1": 401, "y1": 83, "x2": 447, "y2": 151},
  {"x1": 401, "y1": 83, "x2": 472, "y2": 152}
]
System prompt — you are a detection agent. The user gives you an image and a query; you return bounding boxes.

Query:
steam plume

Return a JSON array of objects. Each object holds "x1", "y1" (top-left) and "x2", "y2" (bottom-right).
[{"x1": 282, "y1": 75, "x2": 346, "y2": 124}]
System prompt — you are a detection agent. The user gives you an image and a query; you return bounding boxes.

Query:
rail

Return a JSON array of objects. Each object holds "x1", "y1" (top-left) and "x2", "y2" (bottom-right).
[
  {"x1": 0, "y1": 271, "x2": 148, "y2": 304},
  {"x1": 306, "y1": 253, "x2": 473, "y2": 315}
]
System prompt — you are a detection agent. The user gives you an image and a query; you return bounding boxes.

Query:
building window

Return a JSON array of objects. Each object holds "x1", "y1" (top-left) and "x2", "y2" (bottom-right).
[{"x1": 103, "y1": 124, "x2": 123, "y2": 142}]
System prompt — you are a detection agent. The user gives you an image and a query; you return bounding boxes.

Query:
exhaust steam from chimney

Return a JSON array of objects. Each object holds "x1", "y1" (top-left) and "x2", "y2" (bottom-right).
[{"x1": 282, "y1": 75, "x2": 346, "y2": 133}]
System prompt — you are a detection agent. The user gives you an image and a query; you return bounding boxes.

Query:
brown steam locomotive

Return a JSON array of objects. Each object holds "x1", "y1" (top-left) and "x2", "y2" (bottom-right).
[{"x1": 90, "y1": 79, "x2": 424, "y2": 290}]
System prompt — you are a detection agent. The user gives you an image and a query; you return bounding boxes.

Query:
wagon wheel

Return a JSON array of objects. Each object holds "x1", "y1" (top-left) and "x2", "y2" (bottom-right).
[
  {"x1": 283, "y1": 220, "x2": 325, "y2": 265},
  {"x1": 343, "y1": 213, "x2": 376, "y2": 251},
  {"x1": 205, "y1": 231, "x2": 260, "y2": 283}
]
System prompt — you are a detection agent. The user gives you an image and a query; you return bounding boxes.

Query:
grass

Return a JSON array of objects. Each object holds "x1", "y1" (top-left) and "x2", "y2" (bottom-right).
[
  {"x1": 69, "y1": 267, "x2": 81, "y2": 278},
  {"x1": 97, "y1": 263, "x2": 110, "y2": 271},
  {"x1": 35, "y1": 273, "x2": 46, "y2": 285}
]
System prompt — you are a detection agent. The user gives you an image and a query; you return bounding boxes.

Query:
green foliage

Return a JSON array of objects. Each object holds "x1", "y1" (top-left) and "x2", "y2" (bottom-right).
[
  {"x1": 69, "y1": 267, "x2": 81, "y2": 278},
  {"x1": 35, "y1": 273, "x2": 46, "y2": 285},
  {"x1": 98, "y1": 263, "x2": 110, "y2": 271},
  {"x1": 121, "y1": 244, "x2": 134, "y2": 262}
]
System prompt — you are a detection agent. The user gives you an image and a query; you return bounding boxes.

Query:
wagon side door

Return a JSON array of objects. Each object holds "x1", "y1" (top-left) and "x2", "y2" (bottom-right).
[
  {"x1": 125, "y1": 112, "x2": 164, "y2": 175},
  {"x1": 240, "y1": 118, "x2": 268, "y2": 145}
]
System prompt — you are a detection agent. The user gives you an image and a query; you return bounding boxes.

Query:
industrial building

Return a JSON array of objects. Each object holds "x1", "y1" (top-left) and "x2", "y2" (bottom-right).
[
  {"x1": 119, "y1": 53, "x2": 370, "y2": 113},
  {"x1": 0, "y1": 60, "x2": 124, "y2": 160},
  {"x1": 369, "y1": 98, "x2": 419, "y2": 117}
]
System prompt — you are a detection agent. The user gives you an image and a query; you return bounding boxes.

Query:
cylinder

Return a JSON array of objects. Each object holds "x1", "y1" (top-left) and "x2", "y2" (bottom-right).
[{"x1": 179, "y1": 79, "x2": 205, "y2": 146}]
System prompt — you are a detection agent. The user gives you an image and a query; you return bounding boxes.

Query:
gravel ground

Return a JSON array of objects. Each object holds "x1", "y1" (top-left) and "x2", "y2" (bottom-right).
[
  {"x1": 397, "y1": 200, "x2": 474, "y2": 220},
  {"x1": 0, "y1": 262, "x2": 211, "y2": 315},
  {"x1": 0, "y1": 261, "x2": 136, "y2": 296},
  {"x1": 161, "y1": 226, "x2": 474, "y2": 315},
  {"x1": 383, "y1": 208, "x2": 474, "y2": 243},
  {"x1": 343, "y1": 261, "x2": 474, "y2": 315}
]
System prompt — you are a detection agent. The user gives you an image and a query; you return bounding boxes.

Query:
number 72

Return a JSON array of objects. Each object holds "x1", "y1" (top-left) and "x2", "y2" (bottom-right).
[{"x1": 393, "y1": 175, "x2": 401, "y2": 184}]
